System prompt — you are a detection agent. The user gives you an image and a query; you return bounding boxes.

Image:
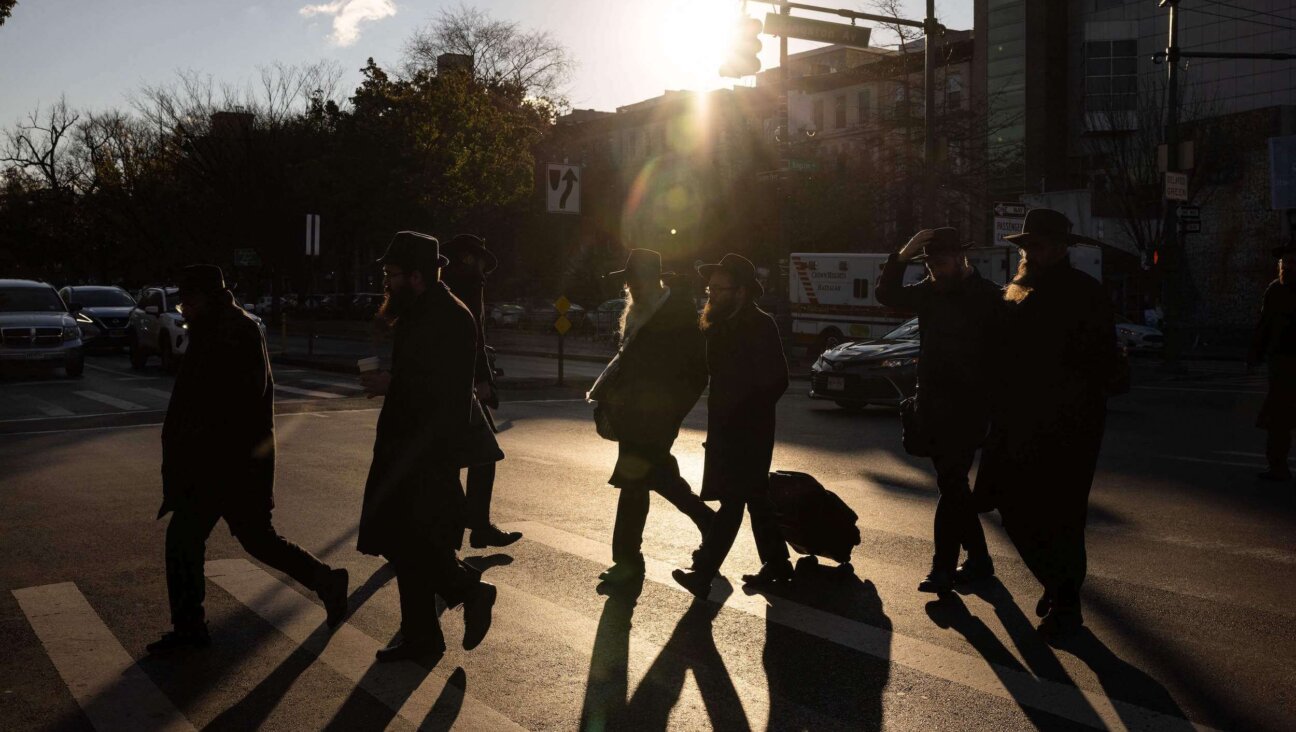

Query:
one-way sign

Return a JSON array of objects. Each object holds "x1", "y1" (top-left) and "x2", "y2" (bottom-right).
[{"x1": 546, "y1": 164, "x2": 580, "y2": 214}]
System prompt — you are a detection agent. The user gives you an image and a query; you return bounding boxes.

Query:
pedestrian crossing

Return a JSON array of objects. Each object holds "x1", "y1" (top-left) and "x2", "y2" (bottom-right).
[{"x1": 12, "y1": 521, "x2": 1219, "y2": 732}]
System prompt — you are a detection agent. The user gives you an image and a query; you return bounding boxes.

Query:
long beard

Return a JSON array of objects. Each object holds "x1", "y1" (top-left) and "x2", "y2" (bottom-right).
[
  {"x1": 1003, "y1": 257, "x2": 1040, "y2": 303},
  {"x1": 1281, "y1": 260, "x2": 1290, "y2": 287},
  {"x1": 378, "y1": 285, "x2": 414, "y2": 324},
  {"x1": 699, "y1": 299, "x2": 737, "y2": 332}
]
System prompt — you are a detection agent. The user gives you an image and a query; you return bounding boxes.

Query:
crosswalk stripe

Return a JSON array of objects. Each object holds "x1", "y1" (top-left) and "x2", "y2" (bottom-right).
[
  {"x1": 12, "y1": 582, "x2": 195, "y2": 732},
  {"x1": 301, "y1": 379, "x2": 365, "y2": 391},
  {"x1": 74, "y1": 391, "x2": 148, "y2": 411},
  {"x1": 12, "y1": 394, "x2": 74, "y2": 416},
  {"x1": 205, "y1": 558, "x2": 524, "y2": 731},
  {"x1": 133, "y1": 387, "x2": 174, "y2": 402},
  {"x1": 505, "y1": 521, "x2": 1218, "y2": 732},
  {"x1": 274, "y1": 385, "x2": 345, "y2": 399}
]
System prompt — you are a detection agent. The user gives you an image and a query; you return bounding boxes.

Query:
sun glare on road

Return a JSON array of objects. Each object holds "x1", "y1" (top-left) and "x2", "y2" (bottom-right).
[{"x1": 655, "y1": 0, "x2": 741, "y2": 92}]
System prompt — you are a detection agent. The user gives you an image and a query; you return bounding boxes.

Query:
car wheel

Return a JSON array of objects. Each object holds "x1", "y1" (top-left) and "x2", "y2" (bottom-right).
[
  {"x1": 129, "y1": 335, "x2": 148, "y2": 370},
  {"x1": 160, "y1": 338, "x2": 178, "y2": 374},
  {"x1": 65, "y1": 356, "x2": 84, "y2": 378}
]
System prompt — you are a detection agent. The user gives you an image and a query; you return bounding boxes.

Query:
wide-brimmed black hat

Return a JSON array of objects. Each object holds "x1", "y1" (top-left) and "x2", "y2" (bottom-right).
[
  {"x1": 912, "y1": 227, "x2": 975, "y2": 259},
  {"x1": 377, "y1": 231, "x2": 449, "y2": 273},
  {"x1": 697, "y1": 253, "x2": 764, "y2": 297},
  {"x1": 178, "y1": 264, "x2": 228, "y2": 295},
  {"x1": 1004, "y1": 208, "x2": 1091, "y2": 246},
  {"x1": 443, "y1": 233, "x2": 498, "y2": 274},
  {"x1": 1273, "y1": 244, "x2": 1296, "y2": 258},
  {"x1": 606, "y1": 248, "x2": 673, "y2": 281}
]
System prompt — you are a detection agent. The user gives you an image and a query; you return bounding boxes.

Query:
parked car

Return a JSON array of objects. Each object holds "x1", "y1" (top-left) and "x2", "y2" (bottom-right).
[
  {"x1": 1115, "y1": 313, "x2": 1164, "y2": 352},
  {"x1": 0, "y1": 279, "x2": 85, "y2": 377},
  {"x1": 590, "y1": 298, "x2": 626, "y2": 339},
  {"x1": 809, "y1": 317, "x2": 921, "y2": 410},
  {"x1": 486, "y1": 302, "x2": 524, "y2": 328},
  {"x1": 58, "y1": 285, "x2": 136, "y2": 351},
  {"x1": 128, "y1": 285, "x2": 265, "y2": 372}
]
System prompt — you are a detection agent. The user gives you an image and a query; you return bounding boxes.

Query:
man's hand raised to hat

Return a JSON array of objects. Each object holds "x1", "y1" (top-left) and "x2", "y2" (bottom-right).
[{"x1": 897, "y1": 229, "x2": 937, "y2": 262}]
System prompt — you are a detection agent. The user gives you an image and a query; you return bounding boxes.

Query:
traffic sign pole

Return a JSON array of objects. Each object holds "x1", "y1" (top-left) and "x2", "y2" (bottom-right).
[{"x1": 553, "y1": 296, "x2": 572, "y2": 386}]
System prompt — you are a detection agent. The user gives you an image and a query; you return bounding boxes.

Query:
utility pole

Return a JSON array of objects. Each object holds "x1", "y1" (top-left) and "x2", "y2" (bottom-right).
[
  {"x1": 922, "y1": 0, "x2": 939, "y2": 227},
  {"x1": 1160, "y1": 0, "x2": 1185, "y2": 369},
  {"x1": 780, "y1": 2, "x2": 791, "y2": 259}
]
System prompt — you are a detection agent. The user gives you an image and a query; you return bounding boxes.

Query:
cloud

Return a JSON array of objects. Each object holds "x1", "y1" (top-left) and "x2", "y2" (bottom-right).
[{"x1": 299, "y1": 0, "x2": 396, "y2": 47}]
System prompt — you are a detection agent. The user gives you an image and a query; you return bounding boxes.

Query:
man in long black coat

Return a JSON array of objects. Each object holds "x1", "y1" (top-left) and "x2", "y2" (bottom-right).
[
  {"x1": 977, "y1": 209, "x2": 1120, "y2": 638},
  {"x1": 359, "y1": 232, "x2": 500, "y2": 662},
  {"x1": 1247, "y1": 244, "x2": 1296, "y2": 483},
  {"x1": 672, "y1": 254, "x2": 791, "y2": 597},
  {"x1": 876, "y1": 228, "x2": 1003, "y2": 594},
  {"x1": 148, "y1": 265, "x2": 348, "y2": 653},
  {"x1": 589, "y1": 249, "x2": 714, "y2": 585},
  {"x1": 441, "y1": 234, "x2": 522, "y2": 548}
]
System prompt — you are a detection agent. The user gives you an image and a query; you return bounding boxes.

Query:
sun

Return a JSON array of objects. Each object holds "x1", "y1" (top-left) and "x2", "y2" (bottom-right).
[{"x1": 657, "y1": 0, "x2": 746, "y2": 91}]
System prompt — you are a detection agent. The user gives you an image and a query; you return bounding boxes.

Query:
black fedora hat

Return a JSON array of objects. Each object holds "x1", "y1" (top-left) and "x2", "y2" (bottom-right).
[
  {"x1": 606, "y1": 248, "x2": 673, "y2": 281},
  {"x1": 1004, "y1": 208, "x2": 1085, "y2": 246},
  {"x1": 912, "y1": 227, "x2": 975, "y2": 259},
  {"x1": 377, "y1": 231, "x2": 449, "y2": 273},
  {"x1": 697, "y1": 253, "x2": 764, "y2": 297},
  {"x1": 178, "y1": 264, "x2": 228, "y2": 295},
  {"x1": 443, "y1": 233, "x2": 499, "y2": 274}
]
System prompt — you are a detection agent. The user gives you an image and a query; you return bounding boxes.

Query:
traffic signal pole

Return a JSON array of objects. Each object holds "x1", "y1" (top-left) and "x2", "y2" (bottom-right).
[{"x1": 1161, "y1": 0, "x2": 1184, "y2": 369}]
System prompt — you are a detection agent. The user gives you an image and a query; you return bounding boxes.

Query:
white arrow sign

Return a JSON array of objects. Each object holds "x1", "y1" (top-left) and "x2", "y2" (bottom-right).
[{"x1": 546, "y1": 164, "x2": 580, "y2": 214}]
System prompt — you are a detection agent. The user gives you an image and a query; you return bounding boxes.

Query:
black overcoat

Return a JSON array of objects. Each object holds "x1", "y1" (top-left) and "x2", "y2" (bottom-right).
[
  {"x1": 1248, "y1": 279, "x2": 1296, "y2": 430},
  {"x1": 975, "y1": 263, "x2": 1119, "y2": 517},
  {"x1": 159, "y1": 297, "x2": 275, "y2": 518},
  {"x1": 358, "y1": 285, "x2": 501, "y2": 556},
  {"x1": 700, "y1": 303, "x2": 789, "y2": 501},
  {"x1": 875, "y1": 254, "x2": 1004, "y2": 452}
]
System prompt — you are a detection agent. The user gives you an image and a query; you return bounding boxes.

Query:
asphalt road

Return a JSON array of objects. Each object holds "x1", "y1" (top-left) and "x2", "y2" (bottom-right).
[{"x1": 0, "y1": 354, "x2": 1293, "y2": 730}]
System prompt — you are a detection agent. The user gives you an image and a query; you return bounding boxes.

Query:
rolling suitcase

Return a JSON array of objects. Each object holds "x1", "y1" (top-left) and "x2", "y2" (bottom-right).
[{"x1": 767, "y1": 471, "x2": 861, "y2": 567}]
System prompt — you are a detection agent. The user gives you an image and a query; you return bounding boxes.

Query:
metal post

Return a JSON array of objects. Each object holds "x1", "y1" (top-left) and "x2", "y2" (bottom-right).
[
  {"x1": 780, "y1": 4, "x2": 791, "y2": 257},
  {"x1": 922, "y1": 0, "x2": 938, "y2": 226},
  {"x1": 557, "y1": 332, "x2": 565, "y2": 386},
  {"x1": 1161, "y1": 0, "x2": 1183, "y2": 368}
]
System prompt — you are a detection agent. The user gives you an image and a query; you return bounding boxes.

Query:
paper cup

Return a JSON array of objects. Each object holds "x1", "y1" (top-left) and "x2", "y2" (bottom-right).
[{"x1": 357, "y1": 357, "x2": 381, "y2": 373}]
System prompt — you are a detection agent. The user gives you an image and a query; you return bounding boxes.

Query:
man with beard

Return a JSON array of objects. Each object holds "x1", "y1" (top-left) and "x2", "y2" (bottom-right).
[
  {"x1": 148, "y1": 265, "x2": 348, "y2": 653},
  {"x1": 441, "y1": 234, "x2": 522, "y2": 548},
  {"x1": 589, "y1": 249, "x2": 714, "y2": 585},
  {"x1": 1248, "y1": 244, "x2": 1296, "y2": 483},
  {"x1": 358, "y1": 231, "x2": 499, "y2": 662},
  {"x1": 977, "y1": 209, "x2": 1120, "y2": 639},
  {"x1": 875, "y1": 228, "x2": 1002, "y2": 595},
  {"x1": 671, "y1": 254, "x2": 792, "y2": 596}
]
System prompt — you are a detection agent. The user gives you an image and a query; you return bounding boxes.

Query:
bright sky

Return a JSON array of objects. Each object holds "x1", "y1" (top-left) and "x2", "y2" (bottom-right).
[{"x1": 0, "y1": 0, "x2": 972, "y2": 126}]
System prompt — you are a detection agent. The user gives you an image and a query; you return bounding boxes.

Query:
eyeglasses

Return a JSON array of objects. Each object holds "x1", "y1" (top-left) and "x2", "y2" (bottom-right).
[
  {"x1": 705, "y1": 286, "x2": 738, "y2": 295},
  {"x1": 382, "y1": 270, "x2": 405, "y2": 282}
]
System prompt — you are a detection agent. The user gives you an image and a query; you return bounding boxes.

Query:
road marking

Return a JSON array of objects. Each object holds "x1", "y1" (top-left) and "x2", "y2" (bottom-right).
[
  {"x1": 84, "y1": 362, "x2": 139, "y2": 378},
  {"x1": 274, "y1": 385, "x2": 344, "y2": 399},
  {"x1": 74, "y1": 391, "x2": 148, "y2": 411},
  {"x1": 134, "y1": 387, "x2": 174, "y2": 401},
  {"x1": 301, "y1": 378, "x2": 365, "y2": 391},
  {"x1": 506, "y1": 521, "x2": 1217, "y2": 732},
  {"x1": 205, "y1": 559, "x2": 524, "y2": 732},
  {"x1": 12, "y1": 394, "x2": 73, "y2": 417},
  {"x1": 12, "y1": 582, "x2": 195, "y2": 732},
  {"x1": 1134, "y1": 386, "x2": 1264, "y2": 395},
  {"x1": 515, "y1": 455, "x2": 558, "y2": 466},
  {"x1": 0, "y1": 422, "x2": 163, "y2": 437}
]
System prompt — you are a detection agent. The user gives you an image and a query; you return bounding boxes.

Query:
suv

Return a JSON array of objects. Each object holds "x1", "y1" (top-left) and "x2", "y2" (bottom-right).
[
  {"x1": 128, "y1": 286, "x2": 187, "y2": 371},
  {"x1": 59, "y1": 285, "x2": 137, "y2": 351},
  {"x1": 0, "y1": 279, "x2": 85, "y2": 377}
]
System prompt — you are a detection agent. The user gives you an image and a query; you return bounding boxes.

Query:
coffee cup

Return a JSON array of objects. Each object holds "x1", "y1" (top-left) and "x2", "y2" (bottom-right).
[{"x1": 357, "y1": 357, "x2": 381, "y2": 373}]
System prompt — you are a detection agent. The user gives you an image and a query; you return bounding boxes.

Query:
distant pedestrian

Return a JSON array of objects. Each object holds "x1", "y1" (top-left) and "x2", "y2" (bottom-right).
[
  {"x1": 977, "y1": 209, "x2": 1121, "y2": 638},
  {"x1": 672, "y1": 254, "x2": 791, "y2": 597},
  {"x1": 876, "y1": 228, "x2": 1003, "y2": 594},
  {"x1": 1247, "y1": 244, "x2": 1296, "y2": 483},
  {"x1": 358, "y1": 232, "x2": 499, "y2": 662},
  {"x1": 588, "y1": 249, "x2": 714, "y2": 585},
  {"x1": 148, "y1": 265, "x2": 348, "y2": 654},
  {"x1": 441, "y1": 233, "x2": 523, "y2": 548}
]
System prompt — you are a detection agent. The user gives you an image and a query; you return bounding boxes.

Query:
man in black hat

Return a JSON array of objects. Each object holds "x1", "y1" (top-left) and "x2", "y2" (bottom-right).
[
  {"x1": 358, "y1": 231, "x2": 499, "y2": 662},
  {"x1": 977, "y1": 208, "x2": 1120, "y2": 638},
  {"x1": 441, "y1": 234, "x2": 521, "y2": 548},
  {"x1": 1247, "y1": 244, "x2": 1296, "y2": 483},
  {"x1": 875, "y1": 228, "x2": 1003, "y2": 595},
  {"x1": 589, "y1": 248, "x2": 714, "y2": 585},
  {"x1": 671, "y1": 254, "x2": 792, "y2": 596},
  {"x1": 148, "y1": 264, "x2": 349, "y2": 653}
]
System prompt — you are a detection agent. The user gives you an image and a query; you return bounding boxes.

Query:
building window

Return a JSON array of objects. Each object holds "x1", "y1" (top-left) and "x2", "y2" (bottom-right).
[
  {"x1": 1085, "y1": 40, "x2": 1138, "y2": 113},
  {"x1": 893, "y1": 85, "x2": 908, "y2": 120},
  {"x1": 945, "y1": 74, "x2": 963, "y2": 111},
  {"x1": 853, "y1": 279, "x2": 869, "y2": 299},
  {"x1": 857, "y1": 89, "x2": 872, "y2": 123},
  {"x1": 834, "y1": 95, "x2": 847, "y2": 129},
  {"x1": 812, "y1": 99, "x2": 824, "y2": 131}
]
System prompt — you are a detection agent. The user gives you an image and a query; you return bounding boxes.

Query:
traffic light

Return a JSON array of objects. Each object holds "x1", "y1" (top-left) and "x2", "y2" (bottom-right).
[{"x1": 720, "y1": 16, "x2": 762, "y2": 78}]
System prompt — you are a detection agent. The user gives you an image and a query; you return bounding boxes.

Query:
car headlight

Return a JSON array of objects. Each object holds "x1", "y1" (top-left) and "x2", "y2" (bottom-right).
[
  {"x1": 1116, "y1": 326, "x2": 1136, "y2": 337},
  {"x1": 179, "y1": 320, "x2": 188, "y2": 329},
  {"x1": 881, "y1": 357, "x2": 917, "y2": 369},
  {"x1": 63, "y1": 326, "x2": 81, "y2": 341},
  {"x1": 74, "y1": 311, "x2": 94, "y2": 324}
]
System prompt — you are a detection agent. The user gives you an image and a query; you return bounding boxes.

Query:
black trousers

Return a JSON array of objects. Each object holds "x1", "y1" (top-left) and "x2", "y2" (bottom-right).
[
  {"x1": 386, "y1": 545, "x2": 481, "y2": 646},
  {"x1": 1266, "y1": 429, "x2": 1293, "y2": 475},
  {"x1": 931, "y1": 449, "x2": 990, "y2": 574},
  {"x1": 166, "y1": 499, "x2": 327, "y2": 630},
  {"x1": 611, "y1": 475, "x2": 712, "y2": 566},
  {"x1": 692, "y1": 480, "x2": 788, "y2": 577},
  {"x1": 465, "y1": 462, "x2": 497, "y2": 530},
  {"x1": 999, "y1": 501, "x2": 1088, "y2": 611}
]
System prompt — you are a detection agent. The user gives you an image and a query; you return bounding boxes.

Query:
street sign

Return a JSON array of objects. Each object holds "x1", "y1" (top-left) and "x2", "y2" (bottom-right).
[
  {"x1": 1180, "y1": 220, "x2": 1201, "y2": 234},
  {"x1": 1165, "y1": 172, "x2": 1189, "y2": 202},
  {"x1": 1178, "y1": 205, "x2": 1200, "y2": 219},
  {"x1": 554, "y1": 315, "x2": 572, "y2": 335},
  {"x1": 554, "y1": 295, "x2": 571, "y2": 314},
  {"x1": 305, "y1": 214, "x2": 320, "y2": 256},
  {"x1": 787, "y1": 158, "x2": 818, "y2": 172},
  {"x1": 1270, "y1": 135, "x2": 1296, "y2": 210},
  {"x1": 764, "y1": 13, "x2": 871, "y2": 49},
  {"x1": 233, "y1": 248, "x2": 261, "y2": 267},
  {"x1": 993, "y1": 201, "x2": 1026, "y2": 246},
  {"x1": 546, "y1": 164, "x2": 580, "y2": 214}
]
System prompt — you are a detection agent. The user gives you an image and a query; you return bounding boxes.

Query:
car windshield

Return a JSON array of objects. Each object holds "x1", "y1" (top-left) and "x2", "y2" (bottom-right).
[
  {"x1": 69, "y1": 289, "x2": 135, "y2": 307},
  {"x1": 882, "y1": 318, "x2": 920, "y2": 340},
  {"x1": 0, "y1": 286, "x2": 67, "y2": 313}
]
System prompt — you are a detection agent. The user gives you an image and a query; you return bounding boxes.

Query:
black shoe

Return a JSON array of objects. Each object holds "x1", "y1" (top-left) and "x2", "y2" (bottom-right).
[
  {"x1": 741, "y1": 560, "x2": 793, "y2": 588},
  {"x1": 917, "y1": 569, "x2": 955, "y2": 595},
  {"x1": 317, "y1": 567, "x2": 349, "y2": 628},
  {"x1": 671, "y1": 568, "x2": 714, "y2": 598},
  {"x1": 1038, "y1": 606, "x2": 1084, "y2": 639},
  {"x1": 462, "y1": 582, "x2": 497, "y2": 650},
  {"x1": 1035, "y1": 591, "x2": 1052, "y2": 618},
  {"x1": 953, "y1": 556, "x2": 995, "y2": 584},
  {"x1": 469, "y1": 524, "x2": 523, "y2": 549},
  {"x1": 146, "y1": 625, "x2": 210, "y2": 654},
  {"x1": 375, "y1": 637, "x2": 446, "y2": 663},
  {"x1": 598, "y1": 562, "x2": 645, "y2": 584}
]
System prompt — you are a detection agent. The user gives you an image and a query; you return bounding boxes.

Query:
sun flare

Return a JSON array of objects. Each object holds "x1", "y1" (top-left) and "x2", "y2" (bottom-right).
[{"x1": 656, "y1": 0, "x2": 745, "y2": 91}]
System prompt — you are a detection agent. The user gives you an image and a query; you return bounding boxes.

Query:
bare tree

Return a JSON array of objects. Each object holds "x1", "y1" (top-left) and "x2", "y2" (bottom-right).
[
  {"x1": 402, "y1": 3, "x2": 573, "y2": 106},
  {"x1": 2, "y1": 96, "x2": 89, "y2": 193},
  {"x1": 0, "y1": 1, "x2": 16, "y2": 28}
]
